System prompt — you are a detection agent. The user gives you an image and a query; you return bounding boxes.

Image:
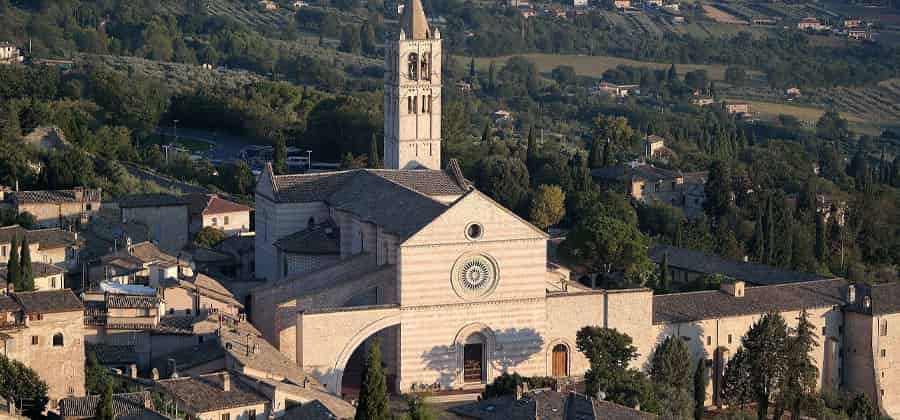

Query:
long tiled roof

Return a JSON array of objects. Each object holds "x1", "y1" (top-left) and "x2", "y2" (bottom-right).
[
  {"x1": 58, "y1": 392, "x2": 164, "y2": 420},
  {"x1": 118, "y1": 193, "x2": 189, "y2": 208},
  {"x1": 0, "y1": 295, "x2": 18, "y2": 312},
  {"x1": 0, "y1": 225, "x2": 78, "y2": 250},
  {"x1": 869, "y1": 282, "x2": 900, "y2": 315},
  {"x1": 449, "y1": 390, "x2": 656, "y2": 420},
  {"x1": 107, "y1": 294, "x2": 160, "y2": 309},
  {"x1": 101, "y1": 242, "x2": 177, "y2": 266},
  {"x1": 591, "y1": 163, "x2": 682, "y2": 183},
  {"x1": 653, "y1": 278, "x2": 848, "y2": 324},
  {"x1": 87, "y1": 343, "x2": 138, "y2": 365},
  {"x1": 186, "y1": 193, "x2": 252, "y2": 216},
  {"x1": 1, "y1": 262, "x2": 64, "y2": 281},
  {"x1": 13, "y1": 289, "x2": 83, "y2": 314},
  {"x1": 283, "y1": 400, "x2": 354, "y2": 420},
  {"x1": 10, "y1": 188, "x2": 101, "y2": 204},
  {"x1": 157, "y1": 373, "x2": 267, "y2": 414},
  {"x1": 649, "y1": 245, "x2": 826, "y2": 285}
]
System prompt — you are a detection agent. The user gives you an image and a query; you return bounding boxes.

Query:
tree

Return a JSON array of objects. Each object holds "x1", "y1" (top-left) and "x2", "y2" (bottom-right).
[
  {"x1": 816, "y1": 110, "x2": 849, "y2": 141},
  {"x1": 526, "y1": 127, "x2": 539, "y2": 171},
  {"x1": 0, "y1": 355, "x2": 49, "y2": 418},
  {"x1": 649, "y1": 336, "x2": 692, "y2": 390},
  {"x1": 588, "y1": 139, "x2": 604, "y2": 168},
  {"x1": 339, "y1": 25, "x2": 362, "y2": 54},
  {"x1": 1, "y1": 103, "x2": 21, "y2": 141},
  {"x1": 744, "y1": 313, "x2": 790, "y2": 420},
  {"x1": 355, "y1": 337, "x2": 390, "y2": 420},
  {"x1": 6, "y1": 235, "x2": 19, "y2": 292},
  {"x1": 724, "y1": 66, "x2": 747, "y2": 87},
  {"x1": 232, "y1": 161, "x2": 255, "y2": 196},
  {"x1": 815, "y1": 212, "x2": 827, "y2": 262},
  {"x1": 95, "y1": 380, "x2": 115, "y2": 420},
  {"x1": 468, "y1": 58, "x2": 476, "y2": 79},
  {"x1": 559, "y1": 215, "x2": 651, "y2": 286},
  {"x1": 782, "y1": 310, "x2": 819, "y2": 420},
  {"x1": 703, "y1": 161, "x2": 732, "y2": 223},
  {"x1": 273, "y1": 135, "x2": 287, "y2": 175},
  {"x1": 195, "y1": 226, "x2": 229, "y2": 248},
  {"x1": 474, "y1": 156, "x2": 530, "y2": 213},
  {"x1": 667, "y1": 63, "x2": 678, "y2": 82},
  {"x1": 657, "y1": 251, "x2": 671, "y2": 293},
  {"x1": 529, "y1": 185, "x2": 565, "y2": 230},
  {"x1": 368, "y1": 133, "x2": 382, "y2": 169},
  {"x1": 483, "y1": 372, "x2": 526, "y2": 399},
  {"x1": 847, "y1": 393, "x2": 877, "y2": 420},
  {"x1": 19, "y1": 237, "x2": 33, "y2": 292},
  {"x1": 576, "y1": 327, "x2": 655, "y2": 410},
  {"x1": 576, "y1": 327, "x2": 638, "y2": 373},
  {"x1": 404, "y1": 395, "x2": 437, "y2": 420},
  {"x1": 361, "y1": 21, "x2": 377, "y2": 55},
  {"x1": 693, "y1": 359, "x2": 707, "y2": 420},
  {"x1": 481, "y1": 121, "x2": 492, "y2": 143},
  {"x1": 722, "y1": 347, "x2": 752, "y2": 410}
]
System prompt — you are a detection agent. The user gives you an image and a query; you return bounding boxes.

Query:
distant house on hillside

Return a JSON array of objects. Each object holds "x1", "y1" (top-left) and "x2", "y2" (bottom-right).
[
  {"x1": 3, "y1": 187, "x2": 102, "y2": 229},
  {"x1": 593, "y1": 81, "x2": 639, "y2": 98},
  {"x1": 797, "y1": 17, "x2": 829, "y2": 31},
  {"x1": 592, "y1": 162, "x2": 707, "y2": 218},
  {"x1": 259, "y1": 0, "x2": 278, "y2": 10},
  {"x1": 0, "y1": 42, "x2": 21, "y2": 64}
]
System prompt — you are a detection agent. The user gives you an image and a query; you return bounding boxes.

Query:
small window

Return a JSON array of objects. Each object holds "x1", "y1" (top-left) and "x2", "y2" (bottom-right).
[
  {"x1": 86, "y1": 203, "x2": 92, "y2": 211},
  {"x1": 407, "y1": 97, "x2": 413, "y2": 114},
  {"x1": 706, "y1": 336, "x2": 711, "y2": 346},
  {"x1": 822, "y1": 327, "x2": 827, "y2": 335},
  {"x1": 224, "y1": 216, "x2": 230, "y2": 225},
  {"x1": 212, "y1": 217, "x2": 218, "y2": 226},
  {"x1": 248, "y1": 409, "x2": 257, "y2": 419},
  {"x1": 169, "y1": 308, "x2": 174, "y2": 314},
  {"x1": 727, "y1": 334, "x2": 732, "y2": 344},
  {"x1": 422, "y1": 95, "x2": 427, "y2": 113},
  {"x1": 1, "y1": 246, "x2": 5, "y2": 257},
  {"x1": 31, "y1": 336, "x2": 39, "y2": 345},
  {"x1": 221, "y1": 414, "x2": 230, "y2": 420},
  {"x1": 880, "y1": 321, "x2": 888, "y2": 337},
  {"x1": 881, "y1": 349, "x2": 887, "y2": 358},
  {"x1": 52, "y1": 333, "x2": 64, "y2": 347},
  {"x1": 51, "y1": 278, "x2": 56, "y2": 288}
]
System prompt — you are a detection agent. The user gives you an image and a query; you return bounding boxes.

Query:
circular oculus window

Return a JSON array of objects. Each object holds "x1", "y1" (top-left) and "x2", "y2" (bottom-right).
[
  {"x1": 465, "y1": 223, "x2": 484, "y2": 240},
  {"x1": 451, "y1": 254, "x2": 499, "y2": 299}
]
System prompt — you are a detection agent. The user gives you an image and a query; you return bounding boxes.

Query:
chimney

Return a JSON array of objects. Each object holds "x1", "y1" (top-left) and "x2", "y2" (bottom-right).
[
  {"x1": 73, "y1": 187, "x2": 84, "y2": 201},
  {"x1": 863, "y1": 296, "x2": 872, "y2": 310},
  {"x1": 721, "y1": 280, "x2": 745, "y2": 297},
  {"x1": 847, "y1": 284, "x2": 857, "y2": 305},
  {"x1": 151, "y1": 368, "x2": 160, "y2": 381},
  {"x1": 514, "y1": 384, "x2": 523, "y2": 401},
  {"x1": 222, "y1": 372, "x2": 231, "y2": 392},
  {"x1": 129, "y1": 364, "x2": 138, "y2": 379}
]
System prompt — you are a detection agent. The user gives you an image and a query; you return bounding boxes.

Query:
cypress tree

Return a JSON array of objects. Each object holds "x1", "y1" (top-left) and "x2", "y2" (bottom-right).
[
  {"x1": 96, "y1": 380, "x2": 114, "y2": 420},
  {"x1": 815, "y1": 212, "x2": 827, "y2": 262},
  {"x1": 602, "y1": 139, "x2": 611, "y2": 167},
  {"x1": 468, "y1": 58, "x2": 476, "y2": 79},
  {"x1": 355, "y1": 337, "x2": 390, "y2": 420},
  {"x1": 693, "y1": 360, "x2": 707, "y2": 420},
  {"x1": 368, "y1": 133, "x2": 382, "y2": 169},
  {"x1": 481, "y1": 121, "x2": 492, "y2": 144},
  {"x1": 7, "y1": 235, "x2": 20, "y2": 292},
  {"x1": 784, "y1": 309, "x2": 819, "y2": 420},
  {"x1": 20, "y1": 237, "x2": 33, "y2": 292},
  {"x1": 658, "y1": 252, "x2": 671, "y2": 293},
  {"x1": 273, "y1": 135, "x2": 287, "y2": 175},
  {"x1": 588, "y1": 138, "x2": 604, "y2": 168},
  {"x1": 526, "y1": 126, "x2": 538, "y2": 171},
  {"x1": 488, "y1": 62, "x2": 496, "y2": 93}
]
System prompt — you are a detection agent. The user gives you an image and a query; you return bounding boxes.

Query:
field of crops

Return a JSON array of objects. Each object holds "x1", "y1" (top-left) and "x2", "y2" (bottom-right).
[
  {"x1": 473, "y1": 53, "x2": 733, "y2": 80},
  {"x1": 819, "y1": 79, "x2": 900, "y2": 122}
]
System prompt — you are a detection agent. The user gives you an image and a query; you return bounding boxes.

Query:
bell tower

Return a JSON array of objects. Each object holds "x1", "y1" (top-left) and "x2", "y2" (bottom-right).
[{"x1": 384, "y1": 0, "x2": 442, "y2": 170}]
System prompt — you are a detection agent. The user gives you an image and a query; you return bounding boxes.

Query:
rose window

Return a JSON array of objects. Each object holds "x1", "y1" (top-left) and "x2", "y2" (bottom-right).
[{"x1": 452, "y1": 254, "x2": 499, "y2": 299}]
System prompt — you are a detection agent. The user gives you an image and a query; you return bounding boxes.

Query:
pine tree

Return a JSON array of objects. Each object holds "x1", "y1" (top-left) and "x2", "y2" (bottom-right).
[
  {"x1": 650, "y1": 336, "x2": 692, "y2": 390},
  {"x1": 693, "y1": 360, "x2": 707, "y2": 420},
  {"x1": 468, "y1": 58, "x2": 476, "y2": 79},
  {"x1": 658, "y1": 252, "x2": 670, "y2": 293},
  {"x1": 667, "y1": 63, "x2": 678, "y2": 82},
  {"x1": 20, "y1": 237, "x2": 33, "y2": 292},
  {"x1": 481, "y1": 121, "x2": 492, "y2": 144},
  {"x1": 783, "y1": 310, "x2": 819, "y2": 420},
  {"x1": 7, "y1": 235, "x2": 20, "y2": 292},
  {"x1": 815, "y1": 212, "x2": 827, "y2": 262},
  {"x1": 95, "y1": 380, "x2": 114, "y2": 420},
  {"x1": 273, "y1": 135, "x2": 287, "y2": 175},
  {"x1": 368, "y1": 133, "x2": 382, "y2": 169},
  {"x1": 602, "y1": 139, "x2": 611, "y2": 167},
  {"x1": 355, "y1": 337, "x2": 390, "y2": 420}
]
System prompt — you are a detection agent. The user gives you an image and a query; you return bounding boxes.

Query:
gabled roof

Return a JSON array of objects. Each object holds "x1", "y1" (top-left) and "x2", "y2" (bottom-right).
[
  {"x1": 12, "y1": 289, "x2": 83, "y2": 314},
  {"x1": 266, "y1": 167, "x2": 466, "y2": 239},
  {"x1": 649, "y1": 245, "x2": 826, "y2": 285},
  {"x1": 273, "y1": 223, "x2": 340, "y2": 255},
  {"x1": 653, "y1": 278, "x2": 847, "y2": 324},
  {"x1": 449, "y1": 390, "x2": 656, "y2": 419},
  {"x1": 186, "y1": 194, "x2": 252, "y2": 216},
  {"x1": 0, "y1": 262, "x2": 64, "y2": 281},
  {"x1": 157, "y1": 372, "x2": 267, "y2": 414},
  {"x1": 400, "y1": 0, "x2": 430, "y2": 39},
  {"x1": 9, "y1": 188, "x2": 101, "y2": 204},
  {"x1": 591, "y1": 163, "x2": 682, "y2": 183},
  {"x1": 107, "y1": 294, "x2": 160, "y2": 309},
  {"x1": 868, "y1": 282, "x2": 900, "y2": 315},
  {"x1": 0, "y1": 225, "x2": 78, "y2": 250},
  {"x1": 101, "y1": 242, "x2": 177, "y2": 266}
]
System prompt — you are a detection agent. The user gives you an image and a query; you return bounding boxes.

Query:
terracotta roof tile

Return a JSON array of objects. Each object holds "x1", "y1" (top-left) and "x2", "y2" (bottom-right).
[
  {"x1": 186, "y1": 194, "x2": 252, "y2": 216},
  {"x1": 12, "y1": 289, "x2": 83, "y2": 314},
  {"x1": 118, "y1": 193, "x2": 189, "y2": 208},
  {"x1": 58, "y1": 392, "x2": 163, "y2": 420},
  {"x1": 157, "y1": 372, "x2": 267, "y2": 413},
  {"x1": 10, "y1": 188, "x2": 101, "y2": 204},
  {"x1": 649, "y1": 245, "x2": 826, "y2": 286}
]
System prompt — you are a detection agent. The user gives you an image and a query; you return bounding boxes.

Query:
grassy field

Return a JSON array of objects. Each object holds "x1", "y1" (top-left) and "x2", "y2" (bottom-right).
[
  {"x1": 473, "y1": 53, "x2": 733, "y2": 81},
  {"x1": 724, "y1": 97, "x2": 868, "y2": 125}
]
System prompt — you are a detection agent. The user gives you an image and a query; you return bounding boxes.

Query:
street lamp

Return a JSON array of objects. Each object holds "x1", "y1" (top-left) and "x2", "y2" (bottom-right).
[
  {"x1": 173, "y1": 119, "x2": 179, "y2": 144},
  {"x1": 306, "y1": 150, "x2": 312, "y2": 171}
]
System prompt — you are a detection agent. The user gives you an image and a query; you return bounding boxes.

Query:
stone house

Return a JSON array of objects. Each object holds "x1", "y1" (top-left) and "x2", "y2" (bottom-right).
[
  {"x1": 0, "y1": 289, "x2": 85, "y2": 407},
  {"x1": 798, "y1": 17, "x2": 829, "y2": 31},
  {"x1": 3, "y1": 187, "x2": 101, "y2": 229},
  {"x1": 592, "y1": 162, "x2": 707, "y2": 218},
  {"x1": 118, "y1": 194, "x2": 190, "y2": 254},
  {"x1": 0, "y1": 225, "x2": 82, "y2": 271},
  {"x1": 58, "y1": 391, "x2": 166, "y2": 420},
  {"x1": 653, "y1": 279, "x2": 847, "y2": 406},
  {"x1": 450, "y1": 389, "x2": 656, "y2": 419},
  {"x1": 186, "y1": 193, "x2": 252, "y2": 236},
  {"x1": 0, "y1": 42, "x2": 20, "y2": 64},
  {"x1": 213, "y1": 236, "x2": 256, "y2": 283},
  {"x1": 0, "y1": 262, "x2": 66, "y2": 291},
  {"x1": 89, "y1": 241, "x2": 178, "y2": 285},
  {"x1": 843, "y1": 282, "x2": 900, "y2": 418},
  {"x1": 643, "y1": 135, "x2": 667, "y2": 160},
  {"x1": 148, "y1": 262, "x2": 244, "y2": 317}
]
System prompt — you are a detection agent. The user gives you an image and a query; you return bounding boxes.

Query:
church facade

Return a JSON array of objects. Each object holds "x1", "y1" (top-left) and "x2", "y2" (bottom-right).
[{"x1": 250, "y1": 1, "x2": 899, "y2": 415}]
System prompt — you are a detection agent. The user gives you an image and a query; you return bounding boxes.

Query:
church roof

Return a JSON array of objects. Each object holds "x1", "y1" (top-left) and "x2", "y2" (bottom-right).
[
  {"x1": 400, "y1": 0, "x2": 430, "y2": 39},
  {"x1": 649, "y1": 245, "x2": 826, "y2": 286},
  {"x1": 273, "y1": 223, "x2": 340, "y2": 255},
  {"x1": 267, "y1": 163, "x2": 469, "y2": 239}
]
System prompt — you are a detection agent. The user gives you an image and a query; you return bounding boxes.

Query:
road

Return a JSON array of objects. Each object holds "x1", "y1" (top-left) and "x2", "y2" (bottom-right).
[
  {"x1": 122, "y1": 163, "x2": 209, "y2": 194},
  {"x1": 154, "y1": 126, "x2": 261, "y2": 163}
]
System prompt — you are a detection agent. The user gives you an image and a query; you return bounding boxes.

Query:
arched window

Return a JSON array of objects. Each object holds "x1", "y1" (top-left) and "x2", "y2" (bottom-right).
[
  {"x1": 422, "y1": 95, "x2": 428, "y2": 113},
  {"x1": 52, "y1": 333, "x2": 64, "y2": 347},
  {"x1": 407, "y1": 53, "x2": 418, "y2": 81},
  {"x1": 407, "y1": 96, "x2": 413, "y2": 114},
  {"x1": 307, "y1": 216, "x2": 315, "y2": 230},
  {"x1": 421, "y1": 53, "x2": 431, "y2": 81}
]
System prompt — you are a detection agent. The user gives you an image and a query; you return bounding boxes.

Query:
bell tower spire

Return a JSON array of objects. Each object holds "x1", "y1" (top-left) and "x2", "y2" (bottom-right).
[{"x1": 384, "y1": 0, "x2": 442, "y2": 170}]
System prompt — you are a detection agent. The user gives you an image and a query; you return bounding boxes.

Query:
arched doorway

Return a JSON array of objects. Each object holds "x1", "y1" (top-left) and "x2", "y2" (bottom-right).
[
  {"x1": 551, "y1": 344, "x2": 568, "y2": 377},
  {"x1": 463, "y1": 333, "x2": 486, "y2": 384},
  {"x1": 340, "y1": 326, "x2": 400, "y2": 399}
]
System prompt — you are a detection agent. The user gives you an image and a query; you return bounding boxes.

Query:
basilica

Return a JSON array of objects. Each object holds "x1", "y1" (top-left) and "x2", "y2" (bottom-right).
[{"x1": 249, "y1": 0, "x2": 899, "y2": 415}]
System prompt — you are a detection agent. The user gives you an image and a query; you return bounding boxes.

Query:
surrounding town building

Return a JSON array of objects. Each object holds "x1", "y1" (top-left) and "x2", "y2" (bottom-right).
[
  {"x1": 2, "y1": 187, "x2": 101, "y2": 229},
  {"x1": 118, "y1": 194, "x2": 190, "y2": 254},
  {"x1": 0, "y1": 261, "x2": 66, "y2": 291},
  {"x1": 157, "y1": 372, "x2": 269, "y2": 419},
  {"x1": 186, "y1": 193, "x2": 252, "y2": 236},
  {"x1": 643, "y1": 135, "x2": 667, "y2": 160},
  {"x1": 89, "y1": 241, "x2": 178, "y2": 285},
  {"x1": 592, "y1": 81, "x2": 639, "y2": 98},
  {"x1": 0, "y1": 289, "x2": 86, "y2": 407},
  {"x1": 798, "y1": 17, "x2": 830, "y2": 31},
  {"x1": 0, "y1": 42, "x2": 20, "y2": 64},
  {"x1": 450, "y1": 388, "x2": 656, "y2": 419},
  {"x1": 58, "y1": 391, "x2": 166, "y2": 420},
  {"x1": 592, "y1": 162, "x2": 707, "y2": 218},
  {"x1": 0, "y1": 225, "x2": 81, "y2": 271}
]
